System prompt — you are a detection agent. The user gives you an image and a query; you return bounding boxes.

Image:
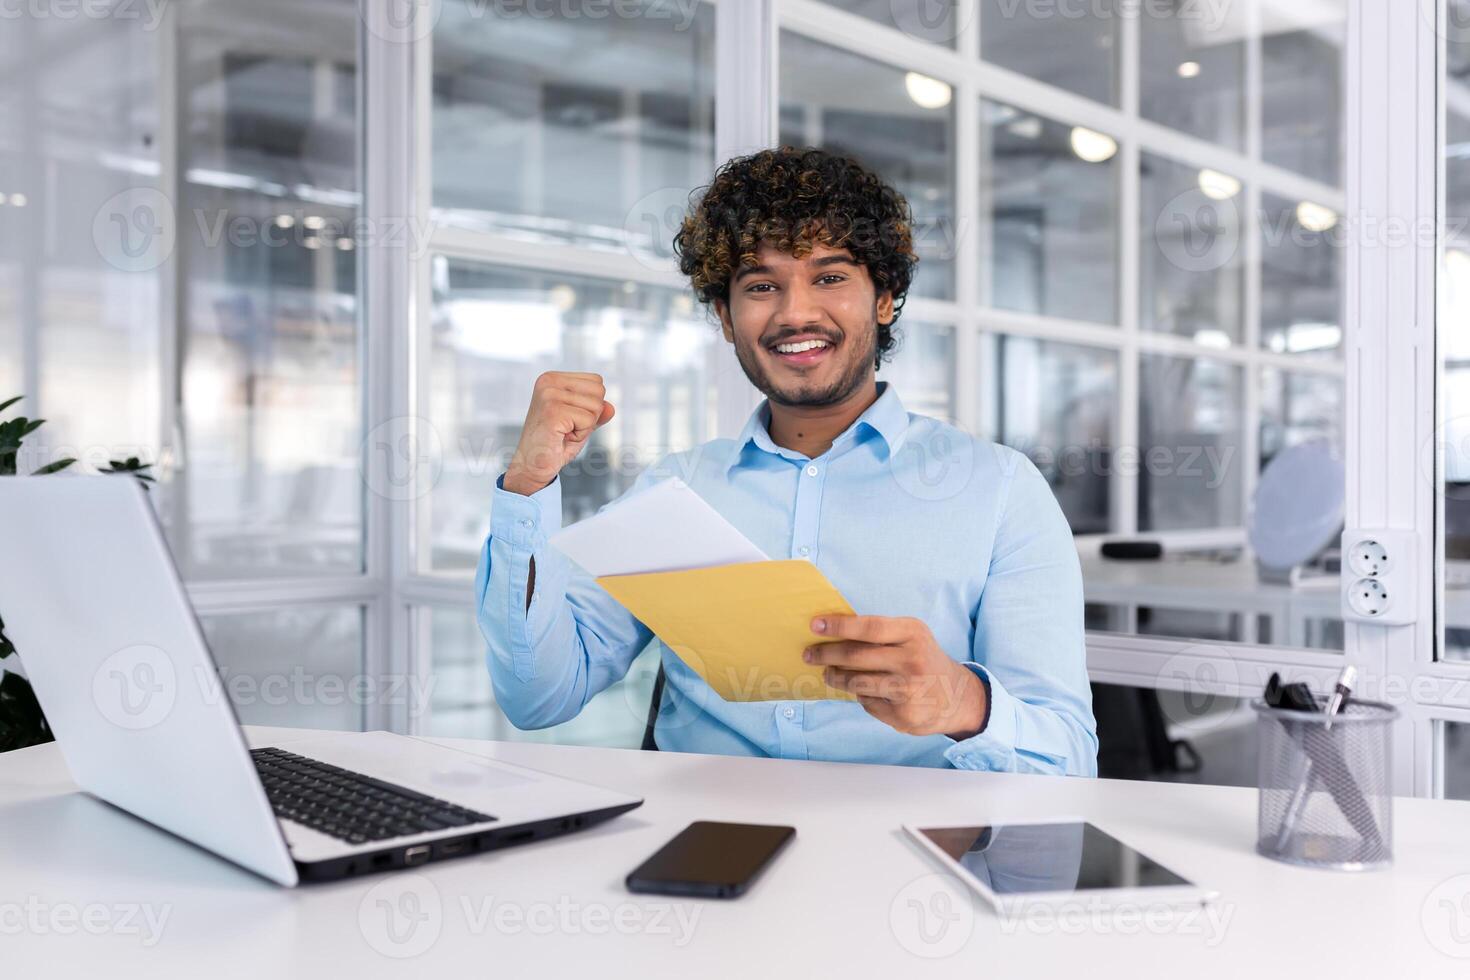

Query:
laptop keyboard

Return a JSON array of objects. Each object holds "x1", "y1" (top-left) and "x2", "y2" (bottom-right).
[{"x1": 252, "y1": 747, "x2": 496, "y2": 845}]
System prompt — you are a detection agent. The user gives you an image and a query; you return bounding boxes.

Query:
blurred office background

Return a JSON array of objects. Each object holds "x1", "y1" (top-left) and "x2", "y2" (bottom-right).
[{"x1": 5, "y1": 0, "x2": 1470, "y2": 796}]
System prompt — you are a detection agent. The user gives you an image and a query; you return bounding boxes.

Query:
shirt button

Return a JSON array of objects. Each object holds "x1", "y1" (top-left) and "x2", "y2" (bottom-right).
[
  {"x1": 805, "y1": 464, "x2": 819, "y2": 477},
  {"x1": 519, "y1": 518, "x2": 533, "y2": 529},
  {"x1": 798, "y1": 545, "x2": 811, "y2": 556},
  {"x1": 783, "y1": 707, "x2": 795, "y2": 719}
]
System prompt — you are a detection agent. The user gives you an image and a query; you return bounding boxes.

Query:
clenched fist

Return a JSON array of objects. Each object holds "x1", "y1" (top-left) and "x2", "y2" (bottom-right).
[{"x1": 502, "y1": 372, "x2": 616, "y2": 497}]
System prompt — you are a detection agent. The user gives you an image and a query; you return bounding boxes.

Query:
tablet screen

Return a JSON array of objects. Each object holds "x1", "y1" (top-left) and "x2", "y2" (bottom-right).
[{"x1": 914, "y1": 822, "x2": 1192, "y2": 896}]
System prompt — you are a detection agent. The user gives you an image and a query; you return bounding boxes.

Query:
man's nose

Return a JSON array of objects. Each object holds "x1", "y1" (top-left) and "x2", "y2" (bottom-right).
[{"x1": 775, "y1": 280, "x2": 824, "y2": 329}]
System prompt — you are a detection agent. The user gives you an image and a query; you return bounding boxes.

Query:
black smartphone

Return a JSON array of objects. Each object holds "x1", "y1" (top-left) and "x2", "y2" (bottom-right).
[{"x1": 625, "y1": 821, "x2": 795, "y2": 899}]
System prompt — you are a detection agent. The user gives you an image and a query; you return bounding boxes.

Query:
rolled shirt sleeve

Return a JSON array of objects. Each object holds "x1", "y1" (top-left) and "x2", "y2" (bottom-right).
[
  {"x1": 475, "y1": 472, "x2": 655, "y2": 730},
  {"x1": 942, "y1": 454, "x2": 1099, "y2": 777}
]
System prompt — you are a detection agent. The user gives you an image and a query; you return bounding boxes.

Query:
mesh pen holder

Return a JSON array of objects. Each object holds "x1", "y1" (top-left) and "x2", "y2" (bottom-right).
[{"x1": 1252, "y1": 697, "x2": 1398, "y2": 871}]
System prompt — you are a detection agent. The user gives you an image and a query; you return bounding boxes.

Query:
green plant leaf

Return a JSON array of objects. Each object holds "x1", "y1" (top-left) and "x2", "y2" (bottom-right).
[
  {"x1": 31, "y1": 458, "x2": 76, "y2": 476},
  {"x1": 0, "y1": 395, "x2": 21, "y2": 415},
  {"x1": 102, "y1": 457, "x2": 156, "y2": 489},
  {"x1": 0, "y1": 670, "x2": 55, "y2": 752}
]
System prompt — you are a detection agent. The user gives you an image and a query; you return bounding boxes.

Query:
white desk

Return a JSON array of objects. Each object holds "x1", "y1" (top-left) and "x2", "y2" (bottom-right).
[{"x1": 5, "y1": 725, "x2": 1470, "y2": 977}]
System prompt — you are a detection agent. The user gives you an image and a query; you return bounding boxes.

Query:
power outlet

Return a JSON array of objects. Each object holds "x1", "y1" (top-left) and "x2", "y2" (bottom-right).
[
  {"x1": 1346, "y1": 577, "x2": 1390, "y2": 617},
  {"x1": 1340, "y1": 529, "x2": 1417, "y2": 625}
]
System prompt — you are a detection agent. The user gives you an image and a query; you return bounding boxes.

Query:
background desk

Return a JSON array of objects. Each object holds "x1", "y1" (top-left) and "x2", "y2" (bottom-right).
[
  {"x1": 1081, "y1": 553, "x2": 1470, "y2": 649},
  {"x1": 4, "y1": 725, "x2": 1470, "y2": 977}
]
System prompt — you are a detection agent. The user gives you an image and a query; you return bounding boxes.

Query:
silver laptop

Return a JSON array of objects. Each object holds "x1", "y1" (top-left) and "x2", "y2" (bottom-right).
[{"x1": 0, "y1": 476, "x2": 641, "y2": 886}]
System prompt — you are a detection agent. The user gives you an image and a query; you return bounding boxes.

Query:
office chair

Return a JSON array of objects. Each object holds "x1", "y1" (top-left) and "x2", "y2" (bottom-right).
[{"x1": 640, "y1": 663, "x2": 665, "y2": 751}]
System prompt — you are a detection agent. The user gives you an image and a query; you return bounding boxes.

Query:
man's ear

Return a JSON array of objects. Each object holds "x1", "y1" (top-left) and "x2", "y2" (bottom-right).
[
  {"x1": 877, "y1": 289, "x2": 895, "y2": 326},
  {"x1": 715, "y1": 298, "x2": 736, "y2": 343}
]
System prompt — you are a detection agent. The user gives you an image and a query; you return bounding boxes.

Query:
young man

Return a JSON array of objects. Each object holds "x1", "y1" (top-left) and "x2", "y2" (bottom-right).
[{"x1": 477, "y1": 146, "x2": 1097, "y2": 776}]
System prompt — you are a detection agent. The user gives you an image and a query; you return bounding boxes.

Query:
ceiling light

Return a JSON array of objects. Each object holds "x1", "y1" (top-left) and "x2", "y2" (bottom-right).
[
  {"x1": 303, "y1": 215, "x2": 326, "y2": 230},
  {"x1": 549, "y1": 284, "x2": 577, "y2": 313},
  {"x1": 1007, "y1": 116, "x2": 1043, "y2": 140},
  {"x1": 1295, "y1": 201, "x2": 1339, "y2": 233},
  {"x1": 1069, "y1": 126, "x2": 1118, "y2": 163},
  {"x1": 1178, "y1": 61, "x2": 1202, "y2": 79},
  {"x1": 274, "y1": 214, "x2": 295, "y2": 229},
  {"x1": 1285, "y1": 322, "x2": 1343, "y2": 354},
  {"x1": 1198, "y1": 168, "x2": 1241, "y2": 201},
  {"x1": 1192, "y1": 328, "x2": 1232, "y2": 350},
  {"x1": 303, "y1": 237, "x2": 321, "y2": 250},
  {"x1": 9, "y1": 192, "x2": 24, "y2": 207},
  {"x1": 336, "y1": 237, "x2": 354, "y2": 251},
  {"x1": 904, "y1": 72, "x2": 952, "y2": 110}
]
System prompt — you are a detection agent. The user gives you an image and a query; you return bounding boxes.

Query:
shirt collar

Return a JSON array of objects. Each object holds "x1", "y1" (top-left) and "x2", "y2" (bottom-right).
[{"x1": 723, "y1": 381, "x2": 910, "y2": 473}]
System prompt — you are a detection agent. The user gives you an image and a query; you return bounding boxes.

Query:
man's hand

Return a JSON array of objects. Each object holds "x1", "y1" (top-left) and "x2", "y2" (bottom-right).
[
  {"x1": 803, "y1": 615, "x2": 988, "y2": 740},
  {"x1": 502, "y1": 372, "x2": 616, "y2": 497}
]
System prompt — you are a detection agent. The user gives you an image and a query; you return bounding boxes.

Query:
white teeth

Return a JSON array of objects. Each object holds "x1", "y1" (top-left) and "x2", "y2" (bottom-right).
[{"x1": 774, "y1": 339, "x2": 829, "y2": 354}]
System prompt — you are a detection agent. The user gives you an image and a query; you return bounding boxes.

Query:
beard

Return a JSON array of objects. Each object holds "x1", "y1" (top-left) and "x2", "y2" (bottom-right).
[{"x1": 732, "y1": 317, "x2": 878, "y2": 409}]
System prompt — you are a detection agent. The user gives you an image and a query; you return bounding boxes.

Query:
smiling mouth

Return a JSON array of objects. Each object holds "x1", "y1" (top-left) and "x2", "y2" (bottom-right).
[{"x1": 767, "y1": 336, "x2": 836, "y2": 366}]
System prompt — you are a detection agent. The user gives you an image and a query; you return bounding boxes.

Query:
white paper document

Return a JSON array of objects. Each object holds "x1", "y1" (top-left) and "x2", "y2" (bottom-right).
[{"x1": 548, "y1": 479, "x2": 768, "y2": 578}]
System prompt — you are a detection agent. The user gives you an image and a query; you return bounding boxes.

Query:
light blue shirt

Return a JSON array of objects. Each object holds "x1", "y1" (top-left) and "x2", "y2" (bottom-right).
[{"x1": 475, "y1": 382, "x2": 1098, "y2": 776}]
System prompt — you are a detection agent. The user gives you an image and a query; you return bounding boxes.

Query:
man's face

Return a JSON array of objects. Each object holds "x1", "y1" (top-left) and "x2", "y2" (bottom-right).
[{"x1": 716, "y1": 242, "x2": 895, "y2": 408}]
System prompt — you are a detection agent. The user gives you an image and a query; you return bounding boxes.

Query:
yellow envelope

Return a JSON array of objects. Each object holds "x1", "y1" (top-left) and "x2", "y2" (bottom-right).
[{"x1": 596, "y1": 559, "x2": 858, "y2": 702}]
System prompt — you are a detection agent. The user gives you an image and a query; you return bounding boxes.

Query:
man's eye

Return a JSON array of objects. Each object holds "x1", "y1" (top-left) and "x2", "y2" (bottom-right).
[
  {"x1": 747, "y1": 283, "x2": 775, "y2": 293},
  {"x1": 818, "y1": 275, "x2": 847, "y2": 285}
]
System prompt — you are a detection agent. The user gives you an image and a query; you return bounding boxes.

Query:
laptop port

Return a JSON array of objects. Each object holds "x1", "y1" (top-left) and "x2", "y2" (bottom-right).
[
  {"x1": 437, "y1": 840, "x2": 468, "y2": 858},
  {"x1": 372, "y1": 852, "x2": 393, "y2": 869},
  {"x1": 403, "y1": 845, "x2": 431, "y2": 866}
]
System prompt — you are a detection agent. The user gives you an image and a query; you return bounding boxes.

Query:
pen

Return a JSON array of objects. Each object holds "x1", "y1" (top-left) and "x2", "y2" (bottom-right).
[
  {"x1": 1322, "y1": 665, "x2": 1357, "y2": 730},
  {"x1": 1274, "y1": 665, "x2": 1358, "y2": 851}
]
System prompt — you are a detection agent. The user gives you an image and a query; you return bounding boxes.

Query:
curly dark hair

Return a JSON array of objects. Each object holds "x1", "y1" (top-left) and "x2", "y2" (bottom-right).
[{"x1": 672, "y1": 145, "x2": 919, "y2": 369}]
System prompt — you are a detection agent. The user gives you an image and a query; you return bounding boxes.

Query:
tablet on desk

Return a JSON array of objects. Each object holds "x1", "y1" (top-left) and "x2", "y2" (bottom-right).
[{"x1": 904, "y1": 819, "x2": 1218, "y2": 912}]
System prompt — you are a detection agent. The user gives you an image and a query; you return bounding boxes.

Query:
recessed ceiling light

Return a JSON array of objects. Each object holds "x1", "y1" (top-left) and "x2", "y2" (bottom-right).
[
  {"x1": 303, "y1": 215, "x2": 325, "y2": 230},
  {"x1": 549, "y1": 284, "x2": 577, "y2": 312},
  {"x1": 9, "y1": 192, "x2": 26, "y2": 207},
  {"x1": 1295, "y1": 201, "x2": 1339, "y2": 233},
  {"x1": 1198, "y1": 168, "x2": 1242, "y2": 201},
  {"x1": 336, "y1": 237, "x2": 354, "y2": 251},
  {"x1": 904, "y1": 71, "x2": 952, "y2": 110},
  {"x1": 274, "y1": 214, "x2": 295, "y2": 229},
  {"x1": 1178, "y1": 61, "x2": 1202, "y2": 79},
  {"x1": 1069, "y1": 126, "x2": 1118, "y2": 163},
  {"x1": 303, "y1": 237, "x2": 321, "y2": 249}
]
